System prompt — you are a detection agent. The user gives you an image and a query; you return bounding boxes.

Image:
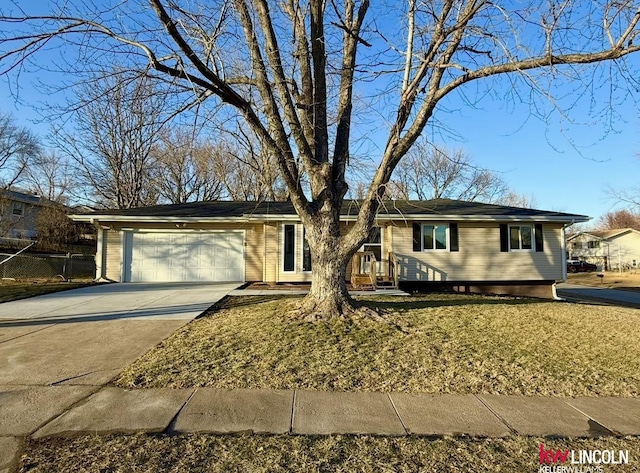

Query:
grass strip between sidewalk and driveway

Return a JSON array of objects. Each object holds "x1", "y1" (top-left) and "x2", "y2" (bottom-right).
[
  {"x1": 18, "y1": 434, "x2": 640, "y2": 473},
  {"x1": 116, "y1": 294, "x2": 640, "y2": 397}
]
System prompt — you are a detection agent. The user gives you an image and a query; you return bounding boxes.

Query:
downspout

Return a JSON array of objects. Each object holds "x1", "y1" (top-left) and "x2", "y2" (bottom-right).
[
  {"x1": 95, "y1": 225, "x2": 104, "y2": 281},
  {"x1": 263, "y1": 222, "x2": 267, "y2": 282},
  {"x1": 554, "y1": 220, "x2": 574, "y2": 301},
  {"x1": 561, "y1": 221, "x2": 572, "y2": 282}
]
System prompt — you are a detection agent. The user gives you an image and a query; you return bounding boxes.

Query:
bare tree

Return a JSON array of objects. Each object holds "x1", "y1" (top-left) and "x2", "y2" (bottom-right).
[
  {"x1": 34, "y1": 205, "x2": 81, "y2": 251},
  {"x1": 52, "y1": 71, "x2": 167, "y2": 209},
  {"x1": 607, "y1": 182, "x2": 640, "y2": 210},
  {"x1": 151, "y1": 129, "x2": 225, "y2": 203},
  {"x1": 391, "y1": 142, "x2": 507, "y2": 202},
  {"x1": 2, "y1": 1, "x2": 640, "y2": 319},
  {"x1": 495, "y1": 191, "x2": 538, "y2": 209},
  {"x1": 597, "y1": 209, "x2": 640, "y2": 230},
  {"x1": 217, "y1": 128, "x2": 287, "y2": 201},
  {"x1": 0, "y1": 112, "x2": 39, "y2": 187},
  {"x1": 22, "y1": 150, "x2": 74, "y2": 203}
]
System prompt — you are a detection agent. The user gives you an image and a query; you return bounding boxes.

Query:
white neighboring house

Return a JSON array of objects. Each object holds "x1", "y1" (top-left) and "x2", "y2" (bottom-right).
[{"x1": 567, "y1": 228, "x2": 640, "y2": 271}]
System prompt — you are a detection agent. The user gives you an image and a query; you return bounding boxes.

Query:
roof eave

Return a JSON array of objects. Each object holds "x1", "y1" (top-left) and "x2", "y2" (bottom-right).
[{"x1": 70, "y1": 213, "x2": 590, "y2": 224}]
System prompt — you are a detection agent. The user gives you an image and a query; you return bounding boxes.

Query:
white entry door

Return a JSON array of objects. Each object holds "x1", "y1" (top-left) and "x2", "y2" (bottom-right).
[{"x1": 126, "y1": 231, "x2": 244, "y2": 282}]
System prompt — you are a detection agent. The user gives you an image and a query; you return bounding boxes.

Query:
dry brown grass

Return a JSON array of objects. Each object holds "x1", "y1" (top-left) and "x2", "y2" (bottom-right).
[
  {"x1": 0, "y1": 279, "x2": 93, "y2": 303},
  {"x1": 19, "y1": 434, "x2": 640, "y2": 473},
  {"x1": 115, "y1": 294, "x2": 640, "y2": 396},
  {"x1": 568, "y1": 271, "x2": 640, "y2": 290}
]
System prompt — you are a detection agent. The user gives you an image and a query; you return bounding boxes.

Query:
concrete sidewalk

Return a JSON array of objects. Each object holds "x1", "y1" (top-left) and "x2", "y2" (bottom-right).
[
  {"x1": 3, "y1": 385, "x2": 639, "y2": 440},
  {"x1": 3, "y1": 387, "x2": 640, "y2": 472}
]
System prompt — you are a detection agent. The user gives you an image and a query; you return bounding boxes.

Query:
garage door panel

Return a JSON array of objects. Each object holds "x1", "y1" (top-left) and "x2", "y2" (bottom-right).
[{"x1": 128, "y1": 232, "x2": 244, "y2": 282}]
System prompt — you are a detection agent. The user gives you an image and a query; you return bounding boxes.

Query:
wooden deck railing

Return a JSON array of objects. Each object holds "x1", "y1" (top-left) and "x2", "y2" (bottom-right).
[{"x1": 350, "y1": 251, "x2": 399, "y2": 290}]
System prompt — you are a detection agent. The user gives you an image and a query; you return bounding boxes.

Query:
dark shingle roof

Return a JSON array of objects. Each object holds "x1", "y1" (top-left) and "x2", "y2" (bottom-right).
[{"x1": 74, "y1": 199, "x2": 588, "y2": 221}]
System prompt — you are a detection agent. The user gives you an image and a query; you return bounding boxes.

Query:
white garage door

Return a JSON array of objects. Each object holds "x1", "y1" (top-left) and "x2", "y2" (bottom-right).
[{"x1": 127, "y1": 231, "x2": 244, "y2": 283}]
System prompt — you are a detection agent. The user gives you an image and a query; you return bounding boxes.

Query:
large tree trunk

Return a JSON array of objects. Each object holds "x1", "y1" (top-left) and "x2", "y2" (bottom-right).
[
  {"x1": 299, "y1": 243, "x2": 354, "y2": 321},
  {"x1": 297, "y1": 207, "x2": 380, "y2": 322}
]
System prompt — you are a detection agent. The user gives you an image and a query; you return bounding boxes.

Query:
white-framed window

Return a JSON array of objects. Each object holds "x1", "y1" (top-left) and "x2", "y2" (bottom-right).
[
  {"x1": 282, "y1": 224, "x2": 296, "y2": 272},
  {"x1": 302, "y1": 228, "x2": 312, "y2": 272},
  {"x1": 11, "y1": 201, "x2": 24, "y2": 216},
  {"x1": 422, "y1": 224, "x2": 448, "y2": 251},
  {"x1": 572, "y1": 242, "x2": 584, "y2": 250},
  {"x1": 509, "y1": 225, "x2": 533, "y2": 251},
  {"x1": 587, "y1": 240, "x2": 600, "y2": 249}
]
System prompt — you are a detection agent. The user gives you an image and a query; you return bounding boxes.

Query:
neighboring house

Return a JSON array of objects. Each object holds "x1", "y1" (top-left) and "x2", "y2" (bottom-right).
[
  {"x1": 0, "y1": 187, "x2": 53, "y2": 239},
  {"x1": 567, "y1": 229, "x2": 640, "y2": 271},
  {"x1": 70, "y1": 199, "x2": 589, "y2": 298}
]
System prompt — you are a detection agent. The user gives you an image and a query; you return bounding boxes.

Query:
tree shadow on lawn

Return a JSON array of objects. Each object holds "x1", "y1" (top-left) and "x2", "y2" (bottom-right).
[
  {"x1": 203, "y1": 294, "x2": 301, "y2": 313},
  {"x1": 208, "y1": 293, "x2": 543, "y2": 316},
  {"x1": 358, "y1": 294, "x2": 542, "y2": 312}
]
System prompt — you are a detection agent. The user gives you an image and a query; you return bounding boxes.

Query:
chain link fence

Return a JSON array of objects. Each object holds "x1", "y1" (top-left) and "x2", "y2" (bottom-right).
[{"x1": 0, "y1": 253, "x2": 96, "y2": 280}]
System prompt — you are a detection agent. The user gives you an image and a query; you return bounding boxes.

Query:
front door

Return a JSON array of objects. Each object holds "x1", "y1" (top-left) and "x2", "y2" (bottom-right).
[{"x1": 359, "y1": 226, "x2": 382, "y2": 275}]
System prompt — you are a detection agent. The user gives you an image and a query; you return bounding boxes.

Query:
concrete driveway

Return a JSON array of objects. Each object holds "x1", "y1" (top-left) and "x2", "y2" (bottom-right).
[
  {"x1": 557, "y1": 283, "x2": 640, "y2": 309},
  {"x1": 0, "y1": 282, "x2": 240, "y2": 471},
  {"x1": 0, "y1": 282, "x2": 239, "y2": 386}
]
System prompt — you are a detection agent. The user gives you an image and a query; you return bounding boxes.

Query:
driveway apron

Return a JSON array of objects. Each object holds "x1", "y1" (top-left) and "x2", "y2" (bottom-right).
[{"x1": 0, "y1": 283, "x2": 238, "y2": 386}]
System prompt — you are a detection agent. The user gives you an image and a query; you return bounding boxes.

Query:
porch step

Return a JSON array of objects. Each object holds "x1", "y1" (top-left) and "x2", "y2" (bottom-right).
[
  {"x1": 351, "y1": 274, "x2": 375, "y2": 290},
  {"x1": 375, "y1": 278, "x2": 397, "y2": 289}
]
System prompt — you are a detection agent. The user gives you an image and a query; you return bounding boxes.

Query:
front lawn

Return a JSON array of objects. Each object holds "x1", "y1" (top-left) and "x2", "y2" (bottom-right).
[
  {"x1": 19, "y1": 434, "x2": 640, "y2": 473},
  {"x1": 116, "y1": 294, "x2": 640, "y2": 396},
  {"x1": 0, "y1": 279, "x2": 93, "y2": 303}
]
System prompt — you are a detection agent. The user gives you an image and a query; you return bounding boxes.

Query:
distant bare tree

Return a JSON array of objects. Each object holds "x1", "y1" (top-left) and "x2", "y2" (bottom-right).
[
  {"x1": 151, "y1": 130, "x2": 225, "y2": 203},
  {"x1": 391, "y1": 142, "x2": 507, "y2": 202},
  {"x1": 0, "y1": 112, "x2": 39, "y2": 187},
  {"x1": 34, "y1": 205, "x2": 81, "y2": 251},
  {"x1": 217, "y1": 129, "x2": 287, "y2": 201},
  {"x1": 23, "y1": 151, "x2": 73, "y2": 203},
  {"x1": 606, "y1": 172, "x2": 640, "y2": 210},
  {"x1": 496, "y1": 191, "x2": 538, "y2": 209},
  {"x1": 52, "y1": 71, "x2": 166, "y2": 209},
  {"x1": 597, "y1": 209, "x2": 640, "y2": 230}
]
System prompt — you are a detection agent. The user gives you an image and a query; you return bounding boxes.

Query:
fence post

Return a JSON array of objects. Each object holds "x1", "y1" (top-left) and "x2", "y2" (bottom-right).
[{"x1": 63, "y1": 252, "x2": 71, "y2": 281}]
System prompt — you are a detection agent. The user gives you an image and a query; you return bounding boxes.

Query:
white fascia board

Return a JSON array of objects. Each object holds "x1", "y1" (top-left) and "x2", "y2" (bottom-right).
[
  {"x1": 70, "y1": 213, "x2": 590, "y2": 224},
  {"x1": 375, "y1": 214, "x2": 591, "y2": 223},
  {"x1": 69, "y1": 215, "x2": 256, "y2": 224}
]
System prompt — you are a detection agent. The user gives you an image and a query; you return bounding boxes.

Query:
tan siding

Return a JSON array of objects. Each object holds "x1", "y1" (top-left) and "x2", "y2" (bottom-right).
[
  {"x1": 105, "y1": 229, "x2": 122, "y2": 281},
  {"x1": 390, "y1": 222, "x2": 564, "y2": 282},
  {"x1": 245, "y1": 224, "x2": 263, "y2": 281},
  {"x1": 264, "y1": 223, "x2": 278, "y2": 282}
]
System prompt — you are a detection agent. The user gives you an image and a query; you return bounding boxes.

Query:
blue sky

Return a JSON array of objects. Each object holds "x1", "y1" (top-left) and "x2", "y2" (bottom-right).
[{"x1": 433, "y1": 88, "x2": 640, "y2": 220}]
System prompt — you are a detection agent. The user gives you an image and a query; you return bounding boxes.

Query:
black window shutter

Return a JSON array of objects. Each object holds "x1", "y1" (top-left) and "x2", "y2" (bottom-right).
[
  {"x1": 500, "y1": 224, "x2": 509, "y2": 252},
  {"x1": 412, "y1": 223, "x2": 421, "y2": 251},
  {"x1": 535, "y1": 223, "x2": 544, "y2": 252},
  {"x1": 449, "y1": 223, "x2": 459, "y2": 252}
]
